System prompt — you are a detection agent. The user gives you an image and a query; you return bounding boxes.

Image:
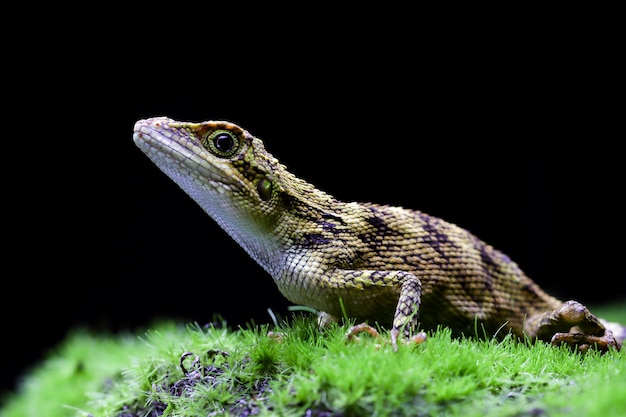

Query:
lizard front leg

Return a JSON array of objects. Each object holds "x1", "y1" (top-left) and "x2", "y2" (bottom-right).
[
  {"x1": 388, "y1": 275, "x2": 428, "y2": 350},
  {"x1": 306, "y1": 269, "x2": 425, "y2": 351},
  {"x1": 524, "y1": 300, "x2": 621, "y2": 352}
]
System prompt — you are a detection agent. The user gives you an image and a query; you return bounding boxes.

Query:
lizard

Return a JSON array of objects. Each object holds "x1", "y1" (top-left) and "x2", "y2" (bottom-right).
[{"x1": 132, "y1": 117, "x2": 625, "y2": 353}]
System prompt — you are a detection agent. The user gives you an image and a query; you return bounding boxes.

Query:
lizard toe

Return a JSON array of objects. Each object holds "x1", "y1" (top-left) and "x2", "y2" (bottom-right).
[{"x1": 551, "y1": 329, "x2": 620, "y2": 353}]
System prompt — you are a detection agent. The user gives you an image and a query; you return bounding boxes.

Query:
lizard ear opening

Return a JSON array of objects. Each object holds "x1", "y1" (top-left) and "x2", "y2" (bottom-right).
[{"x1": 257, "y1": 177, "x2": 273, "y2": 201}]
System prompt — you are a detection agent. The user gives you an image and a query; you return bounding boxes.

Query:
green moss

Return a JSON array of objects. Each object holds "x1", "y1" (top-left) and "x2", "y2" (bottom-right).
[{"x1": 2, "y1": 306, "x2": 625, "y2": 417}]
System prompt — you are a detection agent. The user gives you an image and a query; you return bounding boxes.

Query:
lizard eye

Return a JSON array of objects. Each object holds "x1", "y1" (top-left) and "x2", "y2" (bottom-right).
[{"x1": 205, "y1": 130, "x2": 240, "y2": 157}]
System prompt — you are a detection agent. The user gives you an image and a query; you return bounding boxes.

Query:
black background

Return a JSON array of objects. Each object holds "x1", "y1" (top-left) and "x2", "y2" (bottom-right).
[{"x1": 3, "y1": 18, "x2": 625, "y2": 400}]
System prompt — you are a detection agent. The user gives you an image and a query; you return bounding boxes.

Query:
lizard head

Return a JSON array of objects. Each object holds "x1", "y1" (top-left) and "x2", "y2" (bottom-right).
[
  {"x1": 133, "y1": 116, "x2": 284, "y2": 222},
  {"x1": 133, "y1": 117, "x2": 324, "y2": 264}
]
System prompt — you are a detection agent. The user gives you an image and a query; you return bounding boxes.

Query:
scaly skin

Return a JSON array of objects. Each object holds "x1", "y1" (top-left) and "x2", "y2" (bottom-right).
[{"x1": 133, "y1": 117, "x2": 624, "y2": 352}]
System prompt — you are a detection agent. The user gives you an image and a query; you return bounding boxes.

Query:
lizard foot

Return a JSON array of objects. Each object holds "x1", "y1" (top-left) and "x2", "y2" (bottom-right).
[
  {"x1": 346, "y1": 323, "x2": 426, "y2": 352},
  {"x1": 390, "y1": 328, "x2": 427, "y2": 352},
  {"x1": 530, "y1": 300, "x2": 621, "y2": 353},
  {"x1": 551, "y1": 329, "x2": 620, "y2": 353}
]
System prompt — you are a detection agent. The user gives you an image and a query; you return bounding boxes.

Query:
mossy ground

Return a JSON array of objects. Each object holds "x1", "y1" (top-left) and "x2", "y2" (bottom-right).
[{"x1": 2, "y1": 301, "x2": 625, "y2": 417}]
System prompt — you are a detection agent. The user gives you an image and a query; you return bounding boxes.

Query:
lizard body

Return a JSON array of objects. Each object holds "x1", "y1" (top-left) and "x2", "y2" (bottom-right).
[{"x1": 133, "y1": 117, "x2": 624, "y2": 351}]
